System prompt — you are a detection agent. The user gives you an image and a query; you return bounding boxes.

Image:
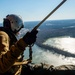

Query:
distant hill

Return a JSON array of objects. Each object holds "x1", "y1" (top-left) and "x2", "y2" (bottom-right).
[
  {"x1": 24, "y1": 19, "x2": 75, "y2": 57},
  {"x1": 24, "y1": 19, "x2": 75, "y2": 44},
  {"x1": 24, "y1": 19, "x2": 75, "y2": 29}
]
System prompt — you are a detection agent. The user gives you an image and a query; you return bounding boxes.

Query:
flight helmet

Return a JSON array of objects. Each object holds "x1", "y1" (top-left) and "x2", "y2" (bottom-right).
[{"x1": 3, "y1": 14, "x2": 24, "y2": 33}]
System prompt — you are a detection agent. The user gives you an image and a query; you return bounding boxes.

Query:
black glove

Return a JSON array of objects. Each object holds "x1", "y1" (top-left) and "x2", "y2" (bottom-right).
[{"x1": 23, "y1": 30, "x2": 38, "y2": 45}]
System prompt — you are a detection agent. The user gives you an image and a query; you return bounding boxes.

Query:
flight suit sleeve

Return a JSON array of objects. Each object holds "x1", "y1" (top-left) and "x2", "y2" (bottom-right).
[{"x1": 0, "y1": 31, "x2": 28, "y2": 73}]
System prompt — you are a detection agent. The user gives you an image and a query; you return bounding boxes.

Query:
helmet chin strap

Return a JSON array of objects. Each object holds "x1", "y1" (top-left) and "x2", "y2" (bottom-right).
[
  {"x1": 13, "y1": 24, "x2": 24, "y2": 34},
  {"x1": 12, "y1": 27, "x2": 22, "y2": 34}
]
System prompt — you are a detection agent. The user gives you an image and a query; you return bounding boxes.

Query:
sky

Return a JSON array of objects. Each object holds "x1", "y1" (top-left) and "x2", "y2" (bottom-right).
[{"x1": 0, "y1": 0, "x2": 75, "y2": 23}]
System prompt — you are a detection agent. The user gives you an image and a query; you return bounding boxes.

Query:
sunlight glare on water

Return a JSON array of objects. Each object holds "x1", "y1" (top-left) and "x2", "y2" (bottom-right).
[
  {"x1": 24, "y1": 45, "x2": 75, "y2": 66},
  {"x1": 43, "y1": 36, "x2": 75, "y2": 54}
]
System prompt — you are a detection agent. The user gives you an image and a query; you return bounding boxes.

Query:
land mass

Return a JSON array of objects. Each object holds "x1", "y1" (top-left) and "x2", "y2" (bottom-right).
[{"x1": 24, "y1": 19, "x2": 75, "y2": 57}]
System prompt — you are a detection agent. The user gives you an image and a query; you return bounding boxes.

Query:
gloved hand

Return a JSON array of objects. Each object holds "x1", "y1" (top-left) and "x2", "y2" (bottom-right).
[{"x1": 23, "y1": 30, "x2": 38, "y2": 45}]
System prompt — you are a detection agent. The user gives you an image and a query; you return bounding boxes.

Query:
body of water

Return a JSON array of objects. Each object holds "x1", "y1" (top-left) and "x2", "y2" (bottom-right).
[{"x1": 24, "y1": 44, "x2": 75, "y2": 66}]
